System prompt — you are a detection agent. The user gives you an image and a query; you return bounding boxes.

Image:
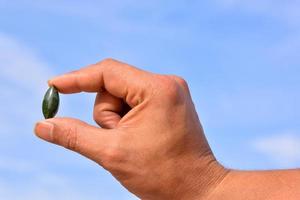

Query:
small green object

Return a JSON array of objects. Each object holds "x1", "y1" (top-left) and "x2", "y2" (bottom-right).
[{"x1": 42, "y1": 86, "x2": 60, "y2": 119}]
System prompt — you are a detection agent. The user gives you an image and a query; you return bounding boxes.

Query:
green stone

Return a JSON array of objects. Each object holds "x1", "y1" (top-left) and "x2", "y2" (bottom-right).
[{"x1": 42, "y1": 86, "x2": 59, "y2": 119}]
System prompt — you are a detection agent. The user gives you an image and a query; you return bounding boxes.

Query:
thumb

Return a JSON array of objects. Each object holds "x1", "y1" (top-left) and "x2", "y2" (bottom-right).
[{"x1": 34, "y1": 117, "x2": 114, "y2": 161}]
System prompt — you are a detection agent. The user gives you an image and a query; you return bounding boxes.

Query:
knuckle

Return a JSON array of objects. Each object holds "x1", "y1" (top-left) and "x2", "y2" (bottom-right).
[
  {"x1": 151, "y1": 75, "x2": 190, "y2": 105},
  {"x1": 93, "y1": 108, "x2": 116, "y2": 128},
  {"x1": 65, "y1": 126, "x2": 78, "y2": 151},
  {"x1": 53, "y1": 126, "x2": 78, "y2": 151},
  {"x1": 101, "y1": 147, "x2": 122, "y2": 169},
  {"x1": 156, "y1": 75, "x2": 182, "y2": 99},
  {"x1": 93, "y1": 109, "x2": 101, "y2": 123},
  {"x1": 101, "y1": 135, "x2": 123, "y2": 169},
  {"x1": 98, "y1": 58, "x2": 117, "y2": 65},
  {"x1": 171, "y1": 75, "x2": 189, "y2": 89},
  {"x1": 66, "y1": 127, "x2": 78, "y2": 151},
  {"x1": 93, "y1": 111, "x2": 107, "y2": 128}
]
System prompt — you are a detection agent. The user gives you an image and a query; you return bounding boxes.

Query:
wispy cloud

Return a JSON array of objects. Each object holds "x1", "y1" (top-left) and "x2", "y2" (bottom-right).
[
  {"x1": 0, "y1": 156, "x2": 124, "y2": 200},
  {"x1": 253, "y1": 131, "x2": 300, "y2": 168},
  {"x1": 0, "y1": 32, "x2": 72, "y2": 199},
  {"x1": 0, "y1": 32, "x2": 52, "y2": 138},
  {"x1": 213, "y1": 0, "x2": 300, "y2": 25},
  {"x1": 0, "y1": 32, "x2": 52, "y2": 94},
  {"x1": 0, "y1": 155, "x2": 137, "y2": 200},
  {"x1": 0, "y1": 1, "x2": 299, "y2": 198},
  {"x1": 0, "y1": 31, "x2": 137, "y2": 200},
  {"x1": 199, "y1": 87, "x2": 299, "y2": 129},
  {"x1": 0, "y1": 1, "x2": 192, "y2": 40}
]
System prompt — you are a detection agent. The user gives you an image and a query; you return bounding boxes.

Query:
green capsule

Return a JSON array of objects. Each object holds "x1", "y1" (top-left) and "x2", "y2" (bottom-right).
[{"x1": 42, "y1": 86, "x2": 60, "y2": 119}]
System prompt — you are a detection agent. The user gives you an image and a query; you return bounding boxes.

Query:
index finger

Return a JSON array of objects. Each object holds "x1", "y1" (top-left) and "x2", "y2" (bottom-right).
[{"x1": 49, "y1": 59, "x2": 152, "y2": 106}]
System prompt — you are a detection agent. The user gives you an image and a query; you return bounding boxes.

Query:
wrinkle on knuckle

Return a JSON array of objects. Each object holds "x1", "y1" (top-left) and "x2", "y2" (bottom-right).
[
  {"x1": 93, "y1": 111, "x2": 117, "y2": 129},
  {"x1": 63, "y1": 126, "x2": 79, "y2": 151}
]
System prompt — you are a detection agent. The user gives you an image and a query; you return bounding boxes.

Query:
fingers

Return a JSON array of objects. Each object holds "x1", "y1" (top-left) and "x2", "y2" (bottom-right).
[
  {"x1": 93, "y1": 91, "x2": 123, "y2": 129},
  {"x1": 49, "y1": 59, "x2": 152, "y2": 107},
  {"x1": 34, "y1": 117, "x2": 115, "y2": 161}
]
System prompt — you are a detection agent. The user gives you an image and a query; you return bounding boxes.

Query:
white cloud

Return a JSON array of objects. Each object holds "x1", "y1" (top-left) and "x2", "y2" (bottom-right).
[{"x1": 253, "y1": 131, "x2": 300, "y2": 167}]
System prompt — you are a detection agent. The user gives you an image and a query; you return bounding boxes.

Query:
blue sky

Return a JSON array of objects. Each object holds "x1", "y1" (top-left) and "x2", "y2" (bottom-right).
[{"x1": 0, "y1": 0, "x2": 299, "y2": 199}]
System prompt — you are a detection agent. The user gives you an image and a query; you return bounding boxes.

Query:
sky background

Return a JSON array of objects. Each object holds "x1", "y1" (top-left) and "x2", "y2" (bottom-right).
[{"x1": 0, "y1": 0, "x2": 299, "y2": 199}]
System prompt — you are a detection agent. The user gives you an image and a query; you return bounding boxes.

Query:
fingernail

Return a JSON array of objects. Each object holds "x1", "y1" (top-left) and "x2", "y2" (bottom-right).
[{"x1": 34, "y1": 121, "x2": 54, "y2": 142}]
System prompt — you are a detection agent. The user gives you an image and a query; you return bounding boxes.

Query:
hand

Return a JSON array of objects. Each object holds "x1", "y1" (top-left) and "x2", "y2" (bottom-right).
[{"x1": 34, "y1": 59, "x2": 228, "y2": 200}]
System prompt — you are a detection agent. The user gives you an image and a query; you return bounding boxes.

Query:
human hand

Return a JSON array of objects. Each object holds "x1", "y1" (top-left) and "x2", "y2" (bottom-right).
[{"x1": 34, "y1": 59, "x2": 228, "y2": 200}]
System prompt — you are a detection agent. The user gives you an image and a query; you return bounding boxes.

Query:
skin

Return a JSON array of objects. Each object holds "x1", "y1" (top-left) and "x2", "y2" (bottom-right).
[{"x1": 34, "y1": 58, "x2": 300, "y2": 200}]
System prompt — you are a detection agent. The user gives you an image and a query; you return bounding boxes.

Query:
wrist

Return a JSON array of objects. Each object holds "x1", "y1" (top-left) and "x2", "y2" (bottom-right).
[
  {"x1": 170, "y1": 154, "x2": 230, "y2": 200},
  {"x1": 207, "y1": 169, "x2": 300, "y2": 200}
]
